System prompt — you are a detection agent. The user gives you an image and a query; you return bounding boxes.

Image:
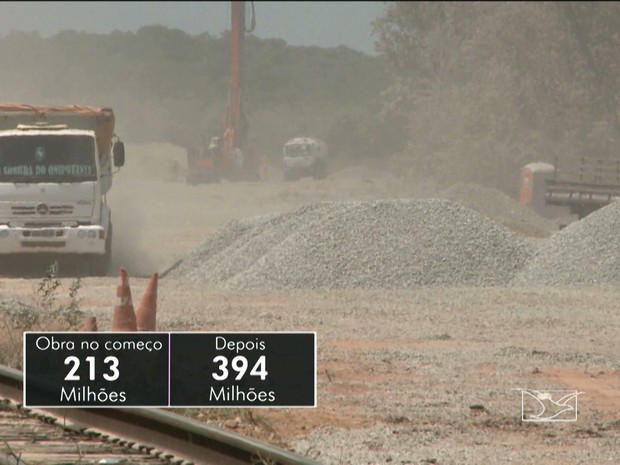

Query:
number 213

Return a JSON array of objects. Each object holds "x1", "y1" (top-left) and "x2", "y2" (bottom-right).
[{"x1": 64, "y1": 356, "x2": 120, "y2": 381}]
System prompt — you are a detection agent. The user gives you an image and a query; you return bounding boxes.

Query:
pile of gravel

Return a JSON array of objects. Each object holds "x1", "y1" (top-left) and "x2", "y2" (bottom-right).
[
  {"x1": 440, "y1": 182, "x2": 559, "y2": 237},
  {"x1": 512, "y1": 200, "x2": 620, "y2": 286},
  {"x1": 167, "y1": 198, "x2": 533, "y2": 290}
]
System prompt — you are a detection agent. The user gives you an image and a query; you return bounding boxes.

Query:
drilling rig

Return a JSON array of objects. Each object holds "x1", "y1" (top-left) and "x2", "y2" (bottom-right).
[{"x1": 186, "y1": 1, "x2": 259, "y2": 184}]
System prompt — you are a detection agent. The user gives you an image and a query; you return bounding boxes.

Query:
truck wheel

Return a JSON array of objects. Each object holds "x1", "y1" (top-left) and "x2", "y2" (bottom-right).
[{"x1": 90, "y1": 224, "x2": 113, "y2": 277}]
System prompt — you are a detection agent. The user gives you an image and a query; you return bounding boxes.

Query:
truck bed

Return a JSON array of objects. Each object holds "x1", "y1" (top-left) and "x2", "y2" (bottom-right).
[{"x1": 545, "y1": 157, "x2": 620, "y2": 216}]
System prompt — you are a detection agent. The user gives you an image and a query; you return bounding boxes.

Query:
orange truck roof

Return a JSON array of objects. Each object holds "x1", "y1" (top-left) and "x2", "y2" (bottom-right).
[
  {"x1": 0, "y1": 104, "x2": 111, "y2": 115},
  {"x1": 0, "y1": 104, "x2": 116, "y2": 156}
]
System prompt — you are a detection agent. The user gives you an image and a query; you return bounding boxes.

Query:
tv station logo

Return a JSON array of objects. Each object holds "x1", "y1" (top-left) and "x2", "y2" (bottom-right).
[{"x1": 514, "y1": 388, "x2": 583, "y2": 422}]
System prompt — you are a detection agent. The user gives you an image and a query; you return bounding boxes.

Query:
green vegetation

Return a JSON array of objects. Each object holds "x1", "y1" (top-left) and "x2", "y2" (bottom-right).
[
  {"x1": 37, "y1": 261, "x2": 83, "y2": 327},
  {"x1": 0, "y1": 262, "x2": 84, "y2": 368},
  {"x1": 0, "y1": 27, "x2": 398, "y2": 163},
  {"x1": 1, "y1": 3, "x2": 619, "y2": 194},
  {"x1": 374, "y1": 2, "x2": 620, "y2": 192}
]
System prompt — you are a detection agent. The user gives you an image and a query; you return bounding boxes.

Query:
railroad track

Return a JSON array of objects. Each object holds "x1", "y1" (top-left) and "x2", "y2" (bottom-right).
[{"x1": 0, "y1": 365, "x2": 323, "y2": 465}]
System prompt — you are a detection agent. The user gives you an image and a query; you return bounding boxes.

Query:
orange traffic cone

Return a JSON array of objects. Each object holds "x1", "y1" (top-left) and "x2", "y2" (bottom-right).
[
  {"x1": 80, "y1": 315, "x2": 98, "y2": 332},
  {"x1": 111, "y1": 267, "x2": 137, "y2": 331},
  {"x1": 136, "y1": 272, "x2": 158, "y2": 331}
]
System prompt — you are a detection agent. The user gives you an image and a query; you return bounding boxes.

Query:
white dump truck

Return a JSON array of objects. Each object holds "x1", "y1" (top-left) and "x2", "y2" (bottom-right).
[
  {"x1": 0, "y1": 104, "x2": 125, "y2": 276},
  {"x1": 282, "y1": 137, "x2": 328, "y2": 181}
]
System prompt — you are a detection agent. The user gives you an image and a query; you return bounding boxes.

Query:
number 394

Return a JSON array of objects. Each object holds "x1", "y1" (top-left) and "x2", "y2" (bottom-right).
[{"x1": 212, "y1": 355, "x2": 267, "y2": 381}]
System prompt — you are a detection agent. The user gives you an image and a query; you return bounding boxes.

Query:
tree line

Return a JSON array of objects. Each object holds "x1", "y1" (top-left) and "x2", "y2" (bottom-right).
[
  {"x1": 2, "y1": 3, "x2": 616, "y2": 194},
  {"x1": 0, "y1": 26, "x2": 398, "y2": 162},
  {"x1": 373, "y1": 1, "x2": 620, "y2": 192}
]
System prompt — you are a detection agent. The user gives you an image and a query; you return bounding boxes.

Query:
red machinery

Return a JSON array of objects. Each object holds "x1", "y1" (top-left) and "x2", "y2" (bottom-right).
[{"x1": 186, "y1": 1, "x2": 259, "y2": 184}]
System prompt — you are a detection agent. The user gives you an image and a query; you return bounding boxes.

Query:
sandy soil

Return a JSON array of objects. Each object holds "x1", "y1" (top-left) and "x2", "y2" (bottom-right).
[{"x1": 0, "y1": 144, "x2": 618, "y2": 464}]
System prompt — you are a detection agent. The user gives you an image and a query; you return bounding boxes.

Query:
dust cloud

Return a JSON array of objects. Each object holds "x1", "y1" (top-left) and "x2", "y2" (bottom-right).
[
  {"x1": 108, "y1": 196, "x2": 158, "y2": 279},
  {"x1": 107, "y1": 143, "x2": 186, "y2": 277},
  {"x1": 104, "y1": 141, "x2": 437, "y2": 280},
  {"x1": 105, "y1": 139, "x2": 560, "y2": 287}
]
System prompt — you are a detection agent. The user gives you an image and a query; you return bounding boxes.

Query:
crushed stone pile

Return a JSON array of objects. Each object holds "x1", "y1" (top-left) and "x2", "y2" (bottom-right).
[
  {"x1": 440, "y1": 182, "x2": 559, "y2": 238},
  {"x1": 167, "y1": 198, "x2": 534, "y2": 290},
  {"x1": 512, "y1": 200, "x2": 620, "y2": 286}
]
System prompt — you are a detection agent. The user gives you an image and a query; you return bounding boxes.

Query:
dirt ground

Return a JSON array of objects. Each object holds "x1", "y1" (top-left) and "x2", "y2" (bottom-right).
[{"x1": 0, "y1": 144, "x2": 618, "y2": 464}]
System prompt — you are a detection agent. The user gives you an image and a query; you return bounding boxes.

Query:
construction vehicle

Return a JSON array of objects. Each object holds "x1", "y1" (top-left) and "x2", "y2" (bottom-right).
[
  {"x1": 0, "y1": 104, "x2": 125, "y2": 276},
  {"x1": 520, "y1": 157, "x2": 620, "y2": 219},
  {"x1": 186, "y1": 1, "x2": 259, "y2": 184},
  {"x1": 518, "y1": 4, "x2": 620, "y2": 221},
  {"x1": 282, "y1": 137, "x2": 329, "y2": 181}
]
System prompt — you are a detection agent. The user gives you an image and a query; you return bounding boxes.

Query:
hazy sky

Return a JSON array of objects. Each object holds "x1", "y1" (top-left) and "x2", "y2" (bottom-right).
[{"x1": 0, "y1": 1, "x2": 386, "y2": 55}]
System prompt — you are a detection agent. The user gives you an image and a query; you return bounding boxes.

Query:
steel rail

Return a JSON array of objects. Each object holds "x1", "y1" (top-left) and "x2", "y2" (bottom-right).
[{"x1": 0, "y1": 364, "x2": 323, "y2": 465}]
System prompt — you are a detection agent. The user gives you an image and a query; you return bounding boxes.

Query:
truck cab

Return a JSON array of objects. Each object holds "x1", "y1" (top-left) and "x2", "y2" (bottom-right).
[
  {"x1": 282, "y1": 137, "x2": 328, "y2": 181},
  {"x1": 0, "y1": 105, "x2": 124, "y2": 276}
]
